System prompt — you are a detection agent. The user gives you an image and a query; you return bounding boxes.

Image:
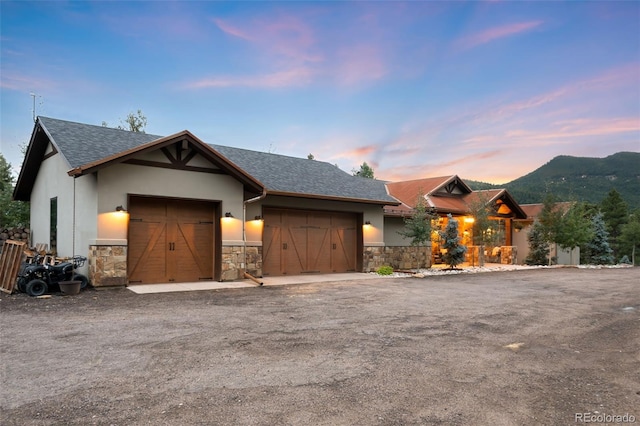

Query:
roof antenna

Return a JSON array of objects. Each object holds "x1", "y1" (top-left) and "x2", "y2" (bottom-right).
[
  {"x1": 30, "y1": 93, "x2": 43, "y2": 122},
  {"x1": 30, "y1": 92, "x2": 37, "y2": 122}
]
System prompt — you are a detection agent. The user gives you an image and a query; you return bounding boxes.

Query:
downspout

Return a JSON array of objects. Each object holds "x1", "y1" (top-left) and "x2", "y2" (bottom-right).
[
  {"x1": 243, "y1": 189, "x2": 267, "y2": 283},
  {"x1": 73, "y1": 176, "x2": 76, "y2": 256}
]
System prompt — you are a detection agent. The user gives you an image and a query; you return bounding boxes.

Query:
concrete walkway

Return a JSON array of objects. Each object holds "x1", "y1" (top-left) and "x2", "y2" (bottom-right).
[
  {"x1": 126, "y1": 263, "x2": 532, "y2": 295},
  {"x1": 127, "y1": 272, "x2": 383, "y2": 294}
]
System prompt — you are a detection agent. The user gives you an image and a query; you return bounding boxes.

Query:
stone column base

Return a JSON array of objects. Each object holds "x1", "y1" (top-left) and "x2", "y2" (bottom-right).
[
  {"x1": 222, "y1": 245, "x2": 263, "y2": 281},
  {"x1": 89, "y1": 245, "x2": 128, "y2": 287}
]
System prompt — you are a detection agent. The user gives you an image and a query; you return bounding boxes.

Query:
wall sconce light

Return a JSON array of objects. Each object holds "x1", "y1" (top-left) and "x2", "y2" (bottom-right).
[
  {"x1": 115, "y1": 205, "x2": 126, "y2": 212},
  {"x1": 225, "y1": 212, "x2": 233, "y2": 218},
  {"x1": 364, "y1": 221, "x2": 371, "y2": 225},
  {"x1": 254, "y1": 215, "x2": 263, "y2": 221}
]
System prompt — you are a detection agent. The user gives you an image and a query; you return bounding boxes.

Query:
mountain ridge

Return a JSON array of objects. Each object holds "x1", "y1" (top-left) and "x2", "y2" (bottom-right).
[{"x1": 465, "y1": 152, "x2": 640, "y2": 209}]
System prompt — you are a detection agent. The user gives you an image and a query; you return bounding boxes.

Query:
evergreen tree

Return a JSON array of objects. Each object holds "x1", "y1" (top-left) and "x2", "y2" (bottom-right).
[
  {"x1": 600, "y1": 189, "x2": 628, "y2": 258},
  {"x1": 556, "y1": 202, "x2": 594, "y2": 265},
  {"x1": 538, "y1": 194, "x2": 564, "y2": 265},
  {"x1": 583, "y1": 212, "x2": 614, "y2": 265},
  {"x1": 0, "y1": 154, "x2": 30, "y2": 228},
  {"x1": 397, "y1": 194, "x2": 437, "y2": 269},
  {"x1": 619, "y1": 209, "x2": 640, "y2": 265},
  {"x1": 466, "y1": 192, "x2": 494, "y2": 246},
  {"x1": 352, "y1": 162, "x2": 375, "y2": 179},
  {"x1": 102, "y1": 110, "x2": 147, "y2": 133},
  {"x1": 439, "y1": 214, "x2": 467, "y2": 269},
  {"x1": 525, "y1": 220, "x2": 549, "y2": 265}
]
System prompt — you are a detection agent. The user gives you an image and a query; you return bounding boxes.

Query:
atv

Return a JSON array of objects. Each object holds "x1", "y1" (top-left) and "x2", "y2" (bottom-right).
[{"x1": 17, "y1": 255, "x2": 89, "y2": 297}]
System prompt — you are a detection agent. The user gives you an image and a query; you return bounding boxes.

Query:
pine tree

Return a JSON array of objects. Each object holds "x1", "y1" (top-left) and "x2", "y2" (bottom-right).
[
  {"x1": 583, "y1": 212, "x2": 614, "y2": 265},
  {"x1": 619, "y1": 210, "x2": 640, "y2": 265},
  {"x1": 352, "y1": 162, "x2": 375, "y2": 179},
  {"x1": 556, "y1": 202, "x2": 594, "y2": 265},
  {"x1": 0, "y1": 154, "x2": 30, "y2": 228},
  {"x1": 538, "y1": 194, "x2": 564, "y2": 265},
  {"x1": 439, "y1": 214, "x2": 467, "y2": 269},
  {"x1": 525, "y1": 220, "x2": 549, "y2": 265},
  {"x1": 397, "y1": 194, "x2": 437, "y2": 269},
  {"x1": 600, "y1": 189, "x2": 628, "y2": 258}
]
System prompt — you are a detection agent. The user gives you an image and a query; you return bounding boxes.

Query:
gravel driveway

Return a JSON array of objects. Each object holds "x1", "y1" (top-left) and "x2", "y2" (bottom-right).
[{"x1": 1, "y1": 268, "x2": 639, "y2": 425}]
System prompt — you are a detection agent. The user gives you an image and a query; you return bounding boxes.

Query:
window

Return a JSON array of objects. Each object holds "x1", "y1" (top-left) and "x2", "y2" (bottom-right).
[{"x1": 50, "y1": 197, "x2": 57, "y2": 254}]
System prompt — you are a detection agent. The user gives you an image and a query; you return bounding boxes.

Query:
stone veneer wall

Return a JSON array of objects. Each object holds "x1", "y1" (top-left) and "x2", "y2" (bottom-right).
[
  {"x1": 221, "y1": 245, "x2": 263, "y2": 281},
  {"x1": 363, "y1": 246, "x2": 432, "y2": 272},
  {"x1": 500, "y1": 246, "x2": 517, "y2": 264},
  {"x1": 89, "y1": 245, "x2": 127, "y2": 287}
]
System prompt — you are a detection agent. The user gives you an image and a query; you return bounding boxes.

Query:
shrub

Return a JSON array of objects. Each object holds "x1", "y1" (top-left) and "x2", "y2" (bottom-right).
[{"x1": 376, "y1": 266, "x2": 394, "y2": 275}]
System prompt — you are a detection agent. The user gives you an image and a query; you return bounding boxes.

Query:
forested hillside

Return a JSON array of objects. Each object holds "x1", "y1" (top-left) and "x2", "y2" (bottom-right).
[{"x1": 466, "y1": 152, "x2": 640, "y2": 209}]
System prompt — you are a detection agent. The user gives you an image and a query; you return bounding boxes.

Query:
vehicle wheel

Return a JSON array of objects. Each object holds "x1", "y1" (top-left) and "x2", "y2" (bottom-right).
[
  {"x1": 72, "y1": 274, "x2": 90, "y2": 289},
  {"x1": 26, "y1": 279, "x2": 48, "y2": 297},
  {"x1": 17, "y1": 277, "x2": 28, "y2": 293}
]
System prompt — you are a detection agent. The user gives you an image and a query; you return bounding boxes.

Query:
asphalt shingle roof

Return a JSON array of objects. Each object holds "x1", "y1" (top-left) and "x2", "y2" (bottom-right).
[
  {"x1": 39, "y1": 117, "x2": 163, "y2": 168},
  {"x1": 35, "y1": 117, "x2": 396, "y2": 204},
  {"x1": 212, "y1": 145, "x2": 395, "y2": 203}
]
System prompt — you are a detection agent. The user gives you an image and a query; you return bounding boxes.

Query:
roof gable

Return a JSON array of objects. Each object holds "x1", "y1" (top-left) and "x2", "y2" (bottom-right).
[
  {"x1": 464, "y1": 189, "x2": 528, "y2": 219},
  {"x1": 385, "y1": 175, "x2": 473, "y2": 213},
  {"x1": 384, "y1": 176, "x2": 526, "y2": 218}
]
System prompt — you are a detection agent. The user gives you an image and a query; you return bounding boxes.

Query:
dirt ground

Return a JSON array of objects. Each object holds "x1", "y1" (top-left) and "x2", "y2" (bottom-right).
[{"x1": 1, "y1": 268, "x2": 639, "y2": 426}]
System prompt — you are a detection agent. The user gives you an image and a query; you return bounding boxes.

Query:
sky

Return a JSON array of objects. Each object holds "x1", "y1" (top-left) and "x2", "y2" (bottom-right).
[{"x1": 1, "y1": 1, "x2": 639, "y2": 184}]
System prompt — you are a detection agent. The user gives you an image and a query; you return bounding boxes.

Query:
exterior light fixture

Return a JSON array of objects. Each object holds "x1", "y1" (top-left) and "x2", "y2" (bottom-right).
[
  {"x1": 364, "y1": 221, "x2": 371, "y2": 225},
  {"x1": 254, "y1": 215, "x2": 263, "y2": 221},
  {"x1": 115, "y1": 205, "x2": 126, "y2": 212},
  {"x1": 225, "y1": 212, "x2": 233, "y2": 218}
]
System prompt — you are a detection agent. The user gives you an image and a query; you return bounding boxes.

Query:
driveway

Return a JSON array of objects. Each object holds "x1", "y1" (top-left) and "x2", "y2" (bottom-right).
[{"x1": 1, "y1": 268, "x2": 639, "y2": 425}]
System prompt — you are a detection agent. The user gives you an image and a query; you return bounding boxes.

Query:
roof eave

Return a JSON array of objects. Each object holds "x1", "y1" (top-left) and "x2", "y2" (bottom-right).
[
  {"x1": 268, "y1": 190, "x2": 400, "y2": 206},
  {"x1": 12, "y1": 118, "x2": 72, "y2": 201}
]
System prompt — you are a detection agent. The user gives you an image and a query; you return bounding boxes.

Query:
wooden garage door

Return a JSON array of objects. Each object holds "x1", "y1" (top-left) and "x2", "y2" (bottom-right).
[
  {"x1": 128, "y1": 197, "x2": 215, "y2": 284},
  {"x1": 263, "y1": 208, "x2": 358, "y2": 276}
]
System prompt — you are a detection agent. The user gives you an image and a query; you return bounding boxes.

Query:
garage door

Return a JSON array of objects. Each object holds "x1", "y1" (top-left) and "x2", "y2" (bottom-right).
[
  {"x1": 128, "y1": 197, "x2": 216, "y2": 284},
  {"x1": 263, "y1": 208, "x2": 358, "y2": 276}
]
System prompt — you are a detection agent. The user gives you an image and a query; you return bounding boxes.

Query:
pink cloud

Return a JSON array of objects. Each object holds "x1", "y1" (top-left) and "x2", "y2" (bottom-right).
[
  {"x1": 334, "y1": 145, "x2": 379, "y2": 160},
  {"x1": 456, "y1": 20, "x2": 543, "y2": 50},
  {"x1": 0, "y1": 72, "x2": 57, "y2": 91},
  {"x1": 506, "y1": 117, "x2": 640, "y2": 143},
  {"x1": 213, "y1": 15, "x2": 321, "y2": 63},
  {"x1": 213, "y1": 18, "x2": 254, "y2": 41},
  {"x1": 184, "y1": 67, "x2": 315, "y2": 89},
  {"x1": 201, "y1": 11, "x2": 391, "y2": 89},
  {"x1": 370, "y1": 62, "x2": 639, "y2": 184},
  {"x1": 334, "y1": 44, "x2": 387, "y2": 86}
]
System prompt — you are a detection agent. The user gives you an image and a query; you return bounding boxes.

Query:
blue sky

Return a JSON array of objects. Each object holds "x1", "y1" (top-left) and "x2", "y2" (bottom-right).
[{"x1": 1, "y1": 1, "x2": 639, "y2": 183}]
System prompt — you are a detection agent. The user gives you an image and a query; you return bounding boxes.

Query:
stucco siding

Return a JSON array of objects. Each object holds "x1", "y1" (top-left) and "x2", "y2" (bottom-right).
[
  {"x1": 30, "y1": 152, "x2": 75, "y2": 256},
  {"x1": 384, "y1": 216, "x2": 413, "y2": 246},
  {"x1": 513, "y1": 225, "x2": 530, "y2": 265},
  {"x1": 96, "y1": 163, "x2": 245, "y2": 242},
  {"x1": 74, "y1": 174, "x2": 98, "y2": 259}
]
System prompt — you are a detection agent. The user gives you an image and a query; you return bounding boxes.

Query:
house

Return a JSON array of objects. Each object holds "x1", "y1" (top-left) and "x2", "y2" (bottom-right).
[
  {"x1": 384, "y1": 175, "x2": 527, "y2": 265},
  {"x1": 14, "y1": 117, "x2": 534, "y2": 286},
  {"x1": 14, "y1": 117, "x2": 406, "y2": 287}
]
